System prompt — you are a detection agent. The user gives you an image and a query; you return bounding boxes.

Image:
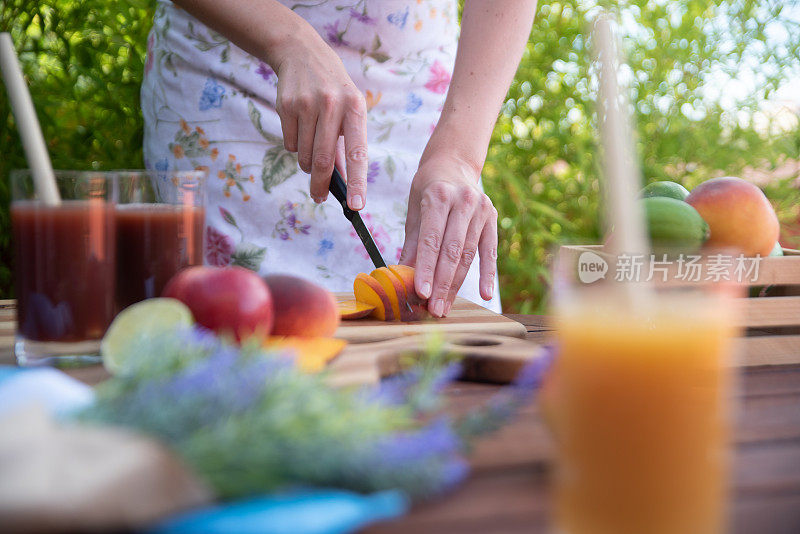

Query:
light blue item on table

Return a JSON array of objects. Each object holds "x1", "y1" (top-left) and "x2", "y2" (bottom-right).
[
  {"x1": 149, "y1": 489, "x2": 409, "y2": 534},
  {"x1": 0, "y1": 365, "x2": 94, "y2": 418}
]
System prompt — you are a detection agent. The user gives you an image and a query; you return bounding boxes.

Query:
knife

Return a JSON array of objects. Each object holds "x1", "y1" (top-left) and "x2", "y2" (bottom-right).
[
  {"x1": 328, "y1": 168, "x2": 387, "y2": 269},
  {"x1": 329, "y1": 169, "x2": 420, "y2": 321}
]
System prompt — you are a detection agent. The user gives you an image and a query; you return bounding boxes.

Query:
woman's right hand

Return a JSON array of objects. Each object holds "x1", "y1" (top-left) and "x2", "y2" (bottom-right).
[
  {"x1": 273, "y1": 32, "x2": 369, "y2": 210},
  {"x1": 172, "y1": 0, "x2": 369, "y2": 208}
]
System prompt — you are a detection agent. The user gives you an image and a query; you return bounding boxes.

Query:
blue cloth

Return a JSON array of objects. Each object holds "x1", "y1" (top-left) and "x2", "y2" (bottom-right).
[
  {"x1": 149, "y1": 489, "x2": 408, "y2": 534},
  {"x1": 0, "y1": 365, "x2": 94, "y2": 418}
]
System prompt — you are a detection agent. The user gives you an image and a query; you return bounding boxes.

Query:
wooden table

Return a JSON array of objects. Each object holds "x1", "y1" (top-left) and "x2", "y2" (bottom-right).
[{"x1": 2, "y1": 303, "x2": 800, "y2": 533}]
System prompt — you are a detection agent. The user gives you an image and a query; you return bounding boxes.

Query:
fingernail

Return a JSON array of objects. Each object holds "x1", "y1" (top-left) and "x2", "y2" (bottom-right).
[
  {"x1": 443, "y1": 301, "x2": 452, "y2": 316},
  {"x1": 420, "y1": 282, "x2": 431, "y2": 298},
  {"x1": 350, "y1": 195, "x2": 363, "y2": 210},
  {"x1": 431, "y1": 299, "x2": 445, "y2": 317},
  {"x1": 483, "y1": 284, "x2": 494, "y2": 299}
]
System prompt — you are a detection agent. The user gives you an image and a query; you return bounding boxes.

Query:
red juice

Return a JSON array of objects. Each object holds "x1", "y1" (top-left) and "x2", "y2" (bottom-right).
[
  {"x1": 12, "y1": 200, "x2": 116, "y2": 342},
  {"x1": 115, "y1": 204, "x2": 205, "y2": 310}
]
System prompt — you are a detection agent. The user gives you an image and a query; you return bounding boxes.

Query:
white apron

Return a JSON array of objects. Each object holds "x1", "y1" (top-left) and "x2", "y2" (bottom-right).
[{"x1": 141, "y1": 0, "x2": 501, "y2": 312}]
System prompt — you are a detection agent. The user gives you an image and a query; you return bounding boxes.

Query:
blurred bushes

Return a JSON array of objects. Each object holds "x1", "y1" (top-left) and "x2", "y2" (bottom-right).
[
  {"x1": 2, "y1": 0, "x2": 799, "y2": 312},
  {"x1": 485, "y1": 0, "x2": 800, "y2": 312},
  {"x1": 0, "y1": 0, "x2": 152, "y2": 296}
]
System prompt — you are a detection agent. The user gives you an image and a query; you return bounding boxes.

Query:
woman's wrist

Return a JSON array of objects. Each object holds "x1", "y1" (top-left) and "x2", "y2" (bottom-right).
[
  {"x1": 262, "y1": 18, "x2": 320, "y2": 72},
  {"x1": 420, "y1": 118, "x2": 487, "y2": 180}
]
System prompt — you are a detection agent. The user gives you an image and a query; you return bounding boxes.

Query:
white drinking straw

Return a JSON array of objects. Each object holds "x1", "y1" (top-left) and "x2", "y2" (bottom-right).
[
  {"x1": 593, "y1": 14, "x2": 650, "y2": 298},
  {"x1": 0, "y1": 33, "x2": 61, "y2": 205}
]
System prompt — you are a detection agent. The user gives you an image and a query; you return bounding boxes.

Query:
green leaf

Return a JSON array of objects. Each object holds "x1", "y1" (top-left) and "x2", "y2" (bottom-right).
[
  {"x1": 247, "y1": 100, "x2": 281, "y2": 144},
  {"x1": 231, "y1": 243, "x2": 267, "y2": 271},
  {"x1": 367, "y1": 51, "x2": 390, "y2": 63},
  {"x1": 384, "y1": 156, "x2": 396, "y2": 181},
  {"x1": 219, "y1": 206, "x2": 238, "y2": 228},
  {"x1": 261, "y1": 146, "x2": 298, "y2": 193}
]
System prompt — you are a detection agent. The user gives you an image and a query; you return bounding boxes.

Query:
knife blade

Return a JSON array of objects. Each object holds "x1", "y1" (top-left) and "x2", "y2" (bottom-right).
[{"x1": 328, "y1": 168, "x2": 387, "y2": 269}]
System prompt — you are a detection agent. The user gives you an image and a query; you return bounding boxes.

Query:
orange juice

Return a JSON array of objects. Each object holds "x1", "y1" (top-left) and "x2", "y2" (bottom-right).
[{"x1": 553, "y1": 293, "x2": 738, "y2": 534}]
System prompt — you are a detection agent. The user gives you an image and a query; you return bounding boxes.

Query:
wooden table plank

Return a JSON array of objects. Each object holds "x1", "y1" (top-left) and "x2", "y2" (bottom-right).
[{"x1": 1, "y1": 303, "x2": 799, "y2": 532}]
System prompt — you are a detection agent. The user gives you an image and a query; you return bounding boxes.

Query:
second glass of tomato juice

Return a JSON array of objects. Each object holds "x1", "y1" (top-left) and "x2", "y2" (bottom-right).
[{"x1": 114, "y1": 170, "x2": 206, "y2": 312}]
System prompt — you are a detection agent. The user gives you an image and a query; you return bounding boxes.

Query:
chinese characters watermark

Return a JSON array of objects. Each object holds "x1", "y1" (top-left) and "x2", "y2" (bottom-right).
[{"x1": 577, "y1": 251, "x2": 762, "y2": 284}]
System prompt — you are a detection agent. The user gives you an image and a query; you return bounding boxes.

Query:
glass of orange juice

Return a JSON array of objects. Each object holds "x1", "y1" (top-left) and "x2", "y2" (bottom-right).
[{"x1": 549, "y1": 248, "x2": 743, "y2": 534}]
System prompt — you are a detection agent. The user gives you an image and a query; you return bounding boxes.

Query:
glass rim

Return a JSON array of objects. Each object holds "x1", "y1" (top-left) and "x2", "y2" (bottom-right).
[
  {"x1": 10, "y1": 168, "x2": 117, "y2": 180},
  {"x1": 112, "y1": 169, "x2": 207, "y2": 180}
]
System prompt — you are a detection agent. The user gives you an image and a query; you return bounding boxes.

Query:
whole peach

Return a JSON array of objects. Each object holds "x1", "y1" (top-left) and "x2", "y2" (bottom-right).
[
  {"x1": 686, "y1": 177, "x2": 779, "y2": 257},
  {"x1": 263, "y1": 274, "x2": 340, "y2": 337}
]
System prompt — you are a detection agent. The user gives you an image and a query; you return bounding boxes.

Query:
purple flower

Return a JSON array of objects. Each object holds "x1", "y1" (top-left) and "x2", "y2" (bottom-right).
[
  {"x1": 255, "y1": 62, "x2": 274, "y2": 81},
  {"x1": 457, "y1": 345, "x2": 555, "y2": 439},
  {"x1": 368, "y1": 361, "x2": 461, "y2": 407},
  {"x1": 377, "y1": 418, "x2": 460, "y2": 465},
  {"x1": 439, "y1": 458, "x2": 470, "y2": 492},
  {"x1": 206, "y1": 226, "x2": 235, "y2": 267},
  {"x1": 278, "y1": 230, "x2": 290, "y2": 241},
  {"x1": 323, "y1": 20, "x2": 348, "y2": 47},
  {"x1": 367, "y1": 161, "x2": 380, "y2": 183},
  {"x1": 349, "y1": 8, "x2": 376, "y2": 24},
  {"x1": 287, "y1": 214, "x2": 311, "y2": 235}
]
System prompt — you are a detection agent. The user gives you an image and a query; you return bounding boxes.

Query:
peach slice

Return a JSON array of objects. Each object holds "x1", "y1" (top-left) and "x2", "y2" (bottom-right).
[
  {"x1": 264, "y1": 336, "x2": 347, "y2": 372},
  {"x1": 337, "y1": 298, "x2": 376, "y2": 320},
  {"x1": 370, "y1": 267, "x2": 409, "y2": 321},
  {"x1": 354, "y1": 273, "x2": 394, "y2": 321},
  {"x1": 388, "y1": 265, "x2": 428, "y2": 320}
]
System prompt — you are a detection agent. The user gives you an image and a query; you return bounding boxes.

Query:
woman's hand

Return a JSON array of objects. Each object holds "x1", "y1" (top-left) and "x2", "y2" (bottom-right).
[
  {"x1": 273, "y1": 33, "x2": 368, "y2": 209},
  {"x1": 173, "y1": 0, "x2": 370, "y2": 209},
  {"x1": 399, "y1": 153, "x2": 498, "y2": 317}
]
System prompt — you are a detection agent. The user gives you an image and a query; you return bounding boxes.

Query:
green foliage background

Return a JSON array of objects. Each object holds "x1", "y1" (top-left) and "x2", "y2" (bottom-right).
[{"x1": 2, "y1": 0, "x2": 799, "y2": 312}]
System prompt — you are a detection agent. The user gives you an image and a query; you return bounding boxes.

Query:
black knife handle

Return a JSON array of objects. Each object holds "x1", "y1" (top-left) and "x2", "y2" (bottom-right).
[{"x1": 328, "y1": 168, "x2": 356, "y2": 220}]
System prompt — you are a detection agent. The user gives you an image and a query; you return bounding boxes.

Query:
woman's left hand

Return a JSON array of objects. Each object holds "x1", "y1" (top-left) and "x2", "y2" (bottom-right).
[{"x1": 399, "y1": 153, "x2": 498, "y2": 318}]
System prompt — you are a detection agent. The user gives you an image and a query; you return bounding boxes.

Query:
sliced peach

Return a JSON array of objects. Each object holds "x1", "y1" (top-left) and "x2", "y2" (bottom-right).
[
  {"x1": 387, "y1": 265, "x2": 428, "y2": 320},
  {"x1": 337, "y1": 299, "x2": 376, "y2": 320},
  {"x1": 264, "y1": 336, "x2": 347, "y2": 372},
  {"x1": 370, "y1": 267, "x2": 409, "y2": 321},
  {"x1": 354, "y1": 273, "x2": 394, "y2": 321}
]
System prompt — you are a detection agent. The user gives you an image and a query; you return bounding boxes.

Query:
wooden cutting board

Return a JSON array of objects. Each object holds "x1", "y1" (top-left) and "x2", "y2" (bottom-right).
[
  {"x1": 333, "y1": 294, "x2": 528, "y2": 343},
  {"x1": 328, "y1": 294, "x2": 540, "y2": 387},
  {"x1": 326, "y1": 332, "x2": 548, "y2": 388}
]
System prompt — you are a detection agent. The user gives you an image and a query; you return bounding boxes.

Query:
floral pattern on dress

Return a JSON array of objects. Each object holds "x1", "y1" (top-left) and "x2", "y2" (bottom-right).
[
  {"x1": 349, "y1": 213, "x2": 390, "y2": 261},
  {"x1": 142, "y1": 0, "x2": 500, "y2": 311},
  {"x1": 274, "y1": 201, "x2": 312, "y2": 241}
]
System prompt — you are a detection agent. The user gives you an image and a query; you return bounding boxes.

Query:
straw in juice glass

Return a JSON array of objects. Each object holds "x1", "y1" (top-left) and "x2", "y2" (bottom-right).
[{"x1": 0, "y1": 32, "x2": 61, "y2": 205}]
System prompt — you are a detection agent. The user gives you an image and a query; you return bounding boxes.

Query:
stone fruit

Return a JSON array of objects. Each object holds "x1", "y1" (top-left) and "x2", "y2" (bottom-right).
[
  {"x1": 162, "y1": 266, "x2": 273, "y2": 342},
  {"x1": 354, "y1": 273, "x2": 394, "y2": 321},
  {"x1": 387, "y1": 264, "x2": 428, "y2": 319},
  {"x1": 352, "y1": 265, "x2": 428, "y2": 322},
  {"x1": 264, "y1": 274, "x2": 340, "y2": 337},
  {"x1": 686, "y1": 177, "x2": 779, "y2": 257},
  {"x1": 641, "y1": 197, "x2": 709, "y2": 254},
  {"x1": 640, "y1": 180, "x2": 690, "y2": 201},
  {"x1": 263, "y1": 336, "x2": 347, "y2": 372},
  {"x1": 337, "y1": 298, "x2": 376, "y2": 320}
]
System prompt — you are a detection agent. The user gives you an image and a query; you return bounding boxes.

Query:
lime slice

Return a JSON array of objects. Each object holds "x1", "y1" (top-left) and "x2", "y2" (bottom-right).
[{"x1": 102, "y1": 298, "x2": 194, "y2": 374}]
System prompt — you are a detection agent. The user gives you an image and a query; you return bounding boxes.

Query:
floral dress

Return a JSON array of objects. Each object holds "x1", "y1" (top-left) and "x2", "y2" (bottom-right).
[{"x1": 142, "y1": 0, "x2": 501, "y2": 312}]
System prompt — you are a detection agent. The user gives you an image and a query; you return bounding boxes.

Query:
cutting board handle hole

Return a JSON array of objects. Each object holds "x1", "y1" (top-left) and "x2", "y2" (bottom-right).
[{"x1": 450, "y1": 337, "x2": 502, "y2": 347}]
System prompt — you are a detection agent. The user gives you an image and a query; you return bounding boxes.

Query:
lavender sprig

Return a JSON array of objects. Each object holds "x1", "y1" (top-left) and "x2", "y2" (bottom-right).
[{"x1": 456, "y1": 345, "x2": 556, "y2": 440}]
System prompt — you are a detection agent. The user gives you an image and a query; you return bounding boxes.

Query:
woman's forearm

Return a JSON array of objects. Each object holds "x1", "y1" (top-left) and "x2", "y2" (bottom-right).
[
  {"x1": 171, "y1": 0, "x2": 317, "y2": 69},
  {"x1": 422, "y1": 1, "x2": 537, "y2": 174}
]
